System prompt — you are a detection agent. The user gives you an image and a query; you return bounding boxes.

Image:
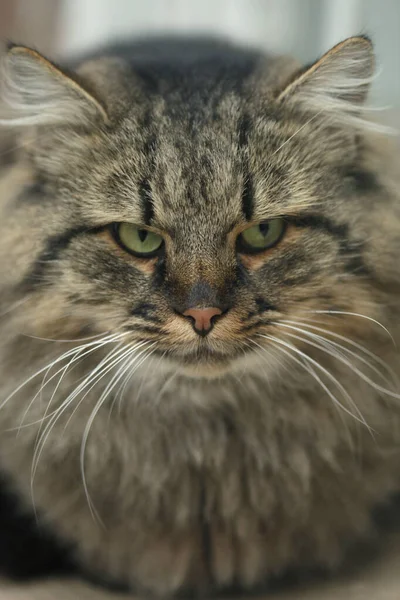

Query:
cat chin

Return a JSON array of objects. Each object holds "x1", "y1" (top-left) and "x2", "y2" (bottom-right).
[
  {"x1": 166, "y1": 346, "x2": 279, "y2": 380},
  {"x1": 177, "y1": 361, "x2": 233, "y2": 380}
]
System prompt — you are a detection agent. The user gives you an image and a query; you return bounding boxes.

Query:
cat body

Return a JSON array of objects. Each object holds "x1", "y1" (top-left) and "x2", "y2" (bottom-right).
[{"x1": 0, "y1": 36, "x2": 399, "y2": 596}]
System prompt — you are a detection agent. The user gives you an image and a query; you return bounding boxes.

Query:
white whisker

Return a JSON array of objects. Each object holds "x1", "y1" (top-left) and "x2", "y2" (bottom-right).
[
  {"x1": 251, "y1": 338, "x2": 360, "y2": 451},
  {"x1": 80, "y1": 342, "x2": 156, "y2": 523},
  {"x1": 23, "y1": 330, "x2": 112, "y2": 343},
  {"x1": 279, "y1": 321, "x2": 397, "y2": 388},
  {"x1": 307, "y1": 310, "x2": 396, "y2": 346},
  {"x1": 279, "y1": 327, "x2": 400, "y2": 402},
  {"x1": 10, "y1": 333, "x2": 127, "y2": 434},
  {"x1": 257, "y1": 334, "x2": 372, "y2": 431},
  {"x1": 0, "y1": 332, "x2": 126, "y2": 413},
  {"x1": 282, "y1": 318, "x2": 399, "y2": 387},
  {"x1": 112, "y1": 347, "x2": 160, "y2": 418},
  {"x1": 29, "y1": 336, "x2": 130, "y2": 517}
]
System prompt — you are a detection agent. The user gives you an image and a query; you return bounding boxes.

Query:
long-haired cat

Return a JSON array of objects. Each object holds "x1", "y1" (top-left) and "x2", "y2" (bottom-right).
[{"x1": 0, "y1": 34, "x2": 399, "y2": 596}]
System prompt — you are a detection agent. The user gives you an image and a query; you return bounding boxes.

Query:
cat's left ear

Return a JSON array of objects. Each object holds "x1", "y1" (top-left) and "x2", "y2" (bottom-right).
[
  {"x1": 0, "y1": 45, "x2": 108, "y2": 128},
  {"x1": 277, "y1": 36, "x2": 375, "y2": 123}
]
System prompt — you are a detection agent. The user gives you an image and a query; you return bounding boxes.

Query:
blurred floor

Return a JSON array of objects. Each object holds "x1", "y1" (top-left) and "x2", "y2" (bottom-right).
[{"x1": 2, "y1": 533, "x2": 400, "y2": 598}]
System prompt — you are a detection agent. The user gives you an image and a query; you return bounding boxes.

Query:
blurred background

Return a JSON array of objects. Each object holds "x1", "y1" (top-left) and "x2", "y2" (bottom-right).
[{"x1": 0, "y1": 0, "x2": 399, "y2": 106}]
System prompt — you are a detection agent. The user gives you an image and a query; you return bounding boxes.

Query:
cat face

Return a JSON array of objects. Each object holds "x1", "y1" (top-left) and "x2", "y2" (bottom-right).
[{"x1": 1, "y1": 38, "x2": 390, "y2": 378}]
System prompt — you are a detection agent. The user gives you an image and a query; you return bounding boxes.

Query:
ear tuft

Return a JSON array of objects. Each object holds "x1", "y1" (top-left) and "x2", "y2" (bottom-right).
[
  {"x1": 0, "y1": 45, "x2": 108, "y2": 128},
  {"x1": 277, "y1": 36, "x2": 380, "y2": 130}
]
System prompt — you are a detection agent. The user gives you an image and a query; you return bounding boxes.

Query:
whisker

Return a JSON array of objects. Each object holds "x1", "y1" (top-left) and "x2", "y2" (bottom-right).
[
  {"x1": 152, "y1": 368, "x2": 179, "y2": 408},
  {"x1": 23, "y1": 331, "x2": 112, "y2": 343},
  {"x1": 29, "y1": 338, "x2": 131, "y2": 517},
  {"x1": 282, "y1": 318, "x2": 399, "y2": 386},
  {"x1": 80, "y1": 342, "x2": 156, "y2": 523},
  {"x1": 108, "y1": 345, "x2": 157, "y2": 423},
  {"x1": 0, "y1": 295, "x2": 32, "y2": 317},
  {"x1": 257, "y1": 334, "x2": 373, "y2": 431},
  {"x1": 11, "y1": 334, "x2": 127, "y2": 433},
  {"x1": 128, "y1": 349, "x2": 165, "y2": 408},
  {"x1": 52, "y1": 342, "x2": 138, "y2": 437},
  {"x1": 280, "y1": 328, "x2": 400, "y2": 403},
  {"x1": 279, "y1": 321, "x2": 397, "y2": 389},
  {"x1": 0, "y1": 332, "x2": 126, "y2": 413},
  {"x1": 307, "y1": 310, "x2": 396, "y2": 347},
  {"x1": 251, "y1": 338, "x2": 360, "y2": 452}
]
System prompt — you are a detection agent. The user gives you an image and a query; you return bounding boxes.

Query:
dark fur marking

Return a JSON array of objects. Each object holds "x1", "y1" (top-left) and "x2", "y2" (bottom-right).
[
  {"x1": 151, "y1": 256, "x2": 167, "y2": 288},
  {"x1": 241, "y1": 175, "x2": 255, "y2": 222},
  {"x1": 130, "y1": 302, "x2": 162, "y2": 323},
  {"x1": 14, "y1": 180, "x2": 47, "y2": 206},
  {"x1": 21, "y1": 226, "x2": 101, "y2": 289},
  {"x1": 286, "y1": 214, "x2": 348, "y2": 239},
  {"x1": 255, "y1": 297, "x2": 277, "y2": 314},
  {"x1": 139, "y1": 180, "x2": 154, "y2": 225},
  {"x1": 287, "y1": 214, "x2": 370, "y2": 278},
  {"x1": 238, "y1": 113, "x2": 251, "y2": 149},
  {"x1": 348, "y1": 169, "x2": 381, "y2": 195},
  {"x1": 0, "y1": 142, "x2": 18, "y2": 171},
  {"x1": 344, "y1": 254, "x2": 371, "y2": 276},
  {"x1": 238, "y1": 114, "x2": 254, "y2": 221},
  {"x1": 242, "y1": 319, "x2": 273, "y2": 332},
  {"x1": 142, "y1": 132, "x2": 158, "y2": 165}
]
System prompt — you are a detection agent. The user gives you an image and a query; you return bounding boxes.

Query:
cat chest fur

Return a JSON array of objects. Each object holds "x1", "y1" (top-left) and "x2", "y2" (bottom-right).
[{"x1": 2, "y1": 366, "x2": 399, "y2": 595}]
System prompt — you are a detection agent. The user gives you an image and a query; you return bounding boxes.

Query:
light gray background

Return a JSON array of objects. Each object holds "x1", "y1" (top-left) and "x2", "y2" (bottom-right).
[{"x1": 56, "y1": 0, "x2": 400, "y2": 105}]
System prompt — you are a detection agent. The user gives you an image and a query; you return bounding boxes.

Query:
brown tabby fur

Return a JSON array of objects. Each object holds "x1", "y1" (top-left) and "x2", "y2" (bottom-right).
[{"x1": 0, "y1": 36, "x2": 399, "y2": 596}]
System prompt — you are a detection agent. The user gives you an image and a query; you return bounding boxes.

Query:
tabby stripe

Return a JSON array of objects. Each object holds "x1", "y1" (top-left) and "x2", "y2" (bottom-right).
[
  {"x1": 14, "y1": 181, "x2": 47, "y2": 206},
  {"x1": 285, "y1": 214, "x2": 348, "y2": 238},
  {"x1": 22, "y1": 226, "x2": 99, "y2": 289},
  {"x1": 130, "y1": 302, "x2": 162, "y2": 323},
  {"x1": 348, "y1": 168, "x2": 381, "y2": 194},
  {"x1": 286, "y1": 214, "x2": 370, "y2": 276},
  {"x1": 242, "y1": 319, "x2": 273, "y2": 332},
  {"x1": 139, "y1": 179, "x2": 154, "y2": 225},
  {"x1": 238, "y1": 113, "x2": 254, "y2": 221},
  {"x1": 255, "y1": 297, "x2": 278, "y2": 314},
  {"x1": 139, "y1": 108, "x2": 158, "y2": 225}
]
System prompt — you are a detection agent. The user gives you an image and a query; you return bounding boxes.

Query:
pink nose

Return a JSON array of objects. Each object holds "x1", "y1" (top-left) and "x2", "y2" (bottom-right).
[{"x1": 182, "y1": 307, "x2": 222, "y2": 335}]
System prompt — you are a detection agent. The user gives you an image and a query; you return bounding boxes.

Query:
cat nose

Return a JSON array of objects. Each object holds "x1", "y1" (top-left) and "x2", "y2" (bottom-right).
[{"x1": 182, "y1": 307, "x2": 222, "y2": 337}]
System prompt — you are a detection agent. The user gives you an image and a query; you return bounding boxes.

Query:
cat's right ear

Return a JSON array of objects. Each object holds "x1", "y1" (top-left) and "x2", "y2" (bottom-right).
[
  {"x1": 0, "y1": 45, "x2": 108, "y2": 128},
  {"x1": 276, "y1": 36, "x2": 375, "y2": 129}
]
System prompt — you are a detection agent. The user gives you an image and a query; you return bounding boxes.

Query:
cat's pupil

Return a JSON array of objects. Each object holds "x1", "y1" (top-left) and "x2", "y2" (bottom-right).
[
  {"x1": 259, "y1": 223, "x2": 269, "y2": 237},
  {"x1": 138, "y1": 229, "x2": 148, "y2": 243}
]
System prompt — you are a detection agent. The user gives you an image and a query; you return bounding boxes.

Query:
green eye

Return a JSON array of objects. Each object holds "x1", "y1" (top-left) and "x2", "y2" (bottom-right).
[
  {"x1": 114, "y1": 223, "x2": 164, "y2": 257},
  {"x1": 238, "y1": 219, "x2": 286, "y2": 253}
]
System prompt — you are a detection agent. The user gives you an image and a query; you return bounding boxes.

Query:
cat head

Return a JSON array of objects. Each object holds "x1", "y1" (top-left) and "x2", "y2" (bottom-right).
[{"x1": 0, "y1": 37, "x2": 395, "y2": 379}]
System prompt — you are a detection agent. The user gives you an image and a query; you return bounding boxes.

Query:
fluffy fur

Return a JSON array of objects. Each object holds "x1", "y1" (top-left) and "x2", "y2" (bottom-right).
[{"x1": 0, "y1": 36, "x2": 399, "y2": 596}]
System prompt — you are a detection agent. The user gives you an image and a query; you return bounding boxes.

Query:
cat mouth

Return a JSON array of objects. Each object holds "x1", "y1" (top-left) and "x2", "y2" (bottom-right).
[
  {"x1": 154, "y1": 346, "x2": 233, "y2": 364},
  {"x1": 152, "y1": 344, "x2": 244, "y2": 377}
]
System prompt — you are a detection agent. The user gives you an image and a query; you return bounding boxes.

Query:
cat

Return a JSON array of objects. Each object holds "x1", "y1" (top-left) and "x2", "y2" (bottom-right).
[{"x1": 0, "y1": 33, "x2": 399, "y2": 597}]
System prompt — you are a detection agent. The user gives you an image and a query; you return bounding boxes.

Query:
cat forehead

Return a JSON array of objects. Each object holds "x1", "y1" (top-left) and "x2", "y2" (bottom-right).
[
  {"x1": 92, "y1": 106, "x2": 313, "y2": 234},
  {"x1": 88, "y1": 79, "x2": 334, "y2": 230},
  {"x1": 100, "y1": 105, "x2": 251, "y2": 228}
]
